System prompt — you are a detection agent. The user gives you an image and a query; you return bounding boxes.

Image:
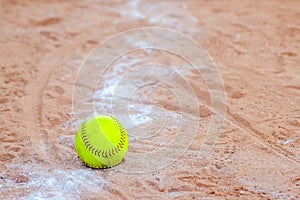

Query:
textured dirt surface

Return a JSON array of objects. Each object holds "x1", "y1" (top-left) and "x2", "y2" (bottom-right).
[{"x1": 1, "y1": 0, "x2": 300, "y2": 199}]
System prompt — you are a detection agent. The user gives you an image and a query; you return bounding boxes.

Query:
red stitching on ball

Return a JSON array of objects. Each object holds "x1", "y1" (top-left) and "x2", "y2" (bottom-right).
[{"x1": 80, "y1": 117, "x2": 127, "y2": 162}]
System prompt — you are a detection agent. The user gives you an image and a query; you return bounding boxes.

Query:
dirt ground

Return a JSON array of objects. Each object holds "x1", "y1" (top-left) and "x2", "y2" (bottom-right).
[{"x1": 1, "y1": 0, "x2": 300, "y2": 199}]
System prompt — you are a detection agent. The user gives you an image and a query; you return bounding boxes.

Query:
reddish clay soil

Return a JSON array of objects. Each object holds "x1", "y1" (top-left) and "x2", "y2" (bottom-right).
[{"x1": 1, "y1": 0, "x2": 300, "y2": 199}]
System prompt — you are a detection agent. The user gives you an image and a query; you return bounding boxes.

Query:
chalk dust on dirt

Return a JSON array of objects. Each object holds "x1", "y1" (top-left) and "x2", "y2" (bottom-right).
[{"x1": 0, "y1": 0, "x2": 300, "y2": 199}]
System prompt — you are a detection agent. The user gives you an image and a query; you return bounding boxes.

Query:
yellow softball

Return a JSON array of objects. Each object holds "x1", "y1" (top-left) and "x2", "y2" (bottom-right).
[{"x1": 74, "y1": 115, "x2": 128, "y2": 169}]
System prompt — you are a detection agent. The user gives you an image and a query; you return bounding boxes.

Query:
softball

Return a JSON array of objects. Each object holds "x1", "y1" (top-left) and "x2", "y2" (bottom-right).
[{"x1": 74, "y1": 115, "x2": 128, "y2": 169}]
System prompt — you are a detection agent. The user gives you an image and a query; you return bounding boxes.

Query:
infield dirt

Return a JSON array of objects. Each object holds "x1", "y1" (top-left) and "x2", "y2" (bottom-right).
[{"x1": 0, "y1": 0, "x2": 300, "y2": 199}]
